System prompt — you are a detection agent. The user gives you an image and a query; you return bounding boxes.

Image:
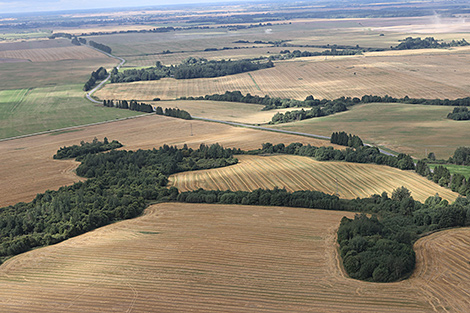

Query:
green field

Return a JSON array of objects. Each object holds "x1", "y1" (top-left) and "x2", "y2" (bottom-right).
[
  {"x1": 429, "y1": 164, "x2": 470, "y2": 179},
  {"x1": 270, "y1": 103, "x2": 470, "y2": 159},
  {"x1": 0, "y1": 84, "x2": 140, "y2": 139}
]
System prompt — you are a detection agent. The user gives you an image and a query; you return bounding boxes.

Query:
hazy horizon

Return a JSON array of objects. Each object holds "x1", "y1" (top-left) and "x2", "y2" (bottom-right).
[{"x1": 0, "y1": 0, "x2": 253, "y2": 14}]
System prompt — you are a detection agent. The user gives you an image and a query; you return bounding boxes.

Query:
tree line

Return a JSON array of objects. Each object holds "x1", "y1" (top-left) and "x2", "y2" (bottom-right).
[
  {"x1": 89, "y1": 40, "x2": 112, "y2": 54},
  {"x1": 415, "y1": 147, "x2": 470, "y2": 197},
  {"x1": 0, "y1": 142, "x2": 238, "y2": 262},
  {"x1": 249, "y1": 142, "x2": 415, "y2": 170},
  {"x1": 83, "y1": 67, "x2": 108, "y2": 91},
  {"x1": 102, "y1": 99, "x2": 192, "y2": 119},
  {"x1": 110, "y1": 57, "x2": 274, "y2": 83}
]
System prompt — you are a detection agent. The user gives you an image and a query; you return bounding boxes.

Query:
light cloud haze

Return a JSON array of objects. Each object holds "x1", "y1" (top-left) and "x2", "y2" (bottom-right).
[{"x1": 0, "y1": 0, "x2": 246, "y2": 14}]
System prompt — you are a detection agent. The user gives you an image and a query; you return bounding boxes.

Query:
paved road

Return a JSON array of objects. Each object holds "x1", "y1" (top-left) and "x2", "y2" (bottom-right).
[
  {"x1": 193, "y1": 116, "x2": 396, "y2": 156},
  {"x1": 85, "y1": 47, "x2": 126, "y2": 104}
]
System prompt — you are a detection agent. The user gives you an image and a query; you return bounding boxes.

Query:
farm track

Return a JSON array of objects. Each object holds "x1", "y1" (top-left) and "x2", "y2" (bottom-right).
[
  {"x1": 0, "y1": 202, "x2": 453, "y2": 312},
  {"x1": 169, "y1": 155, "x2": 459, "y2": 202}
]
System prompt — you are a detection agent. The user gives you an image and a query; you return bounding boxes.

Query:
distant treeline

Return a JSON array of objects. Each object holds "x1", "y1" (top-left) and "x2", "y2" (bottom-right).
[
  {"x1": 110, "y1": 57, "x2": 274, "y2": 83},
  {"x1": 393, "y1": 37, "x2": 469, "y2": 50},
  {"x1": 447, "y1": 107, "x2": 470, "y2": 120},
  {"x1": 54, "y1": 137, "x2": 122, "y2": 160},
  {"x1": 268, "y1": 48, "x2": 362, "y2": 61},
  {"x1": 0, "y1": 142, "x2": 238, "y2": 261},
  {"x1": 83, "y1": 67, "x2": 108, "y2": 91},
  {"x1": 102, "y1": 99, "x2": 192, "y2": 119},
  {"x1": 89, "y1": 40, "x2": 112, "y2": 54}
]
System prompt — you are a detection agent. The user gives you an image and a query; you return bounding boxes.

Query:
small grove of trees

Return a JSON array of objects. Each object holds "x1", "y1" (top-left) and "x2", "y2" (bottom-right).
[
  {"x1": 110, "y1": 57, "x2": 274, "y2": 83},
  {"x1": 392, "y1": 37, "x2": 469, "y2": 50},
  {"x1": 89, "y1": 40, "x2": 112, "y2": 54},
  {"x1": 447, "y1": 107, "x2": 470, "y2": 120},
  {"x1": 83, "y1": 67, "x2": 108, "y2": 91},
  {"x1": 413, "y1": 147, "x2": 470, "y2": 196},
  {"x1": 330, "y1": 131, "x2": 363, "y2": 148},
  {"x1": 54, "y1": 137, "x2": 122, "y2": 160}
]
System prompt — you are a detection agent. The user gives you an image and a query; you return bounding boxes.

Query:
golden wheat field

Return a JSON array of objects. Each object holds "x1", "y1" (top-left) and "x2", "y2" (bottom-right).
[
  {"x1": 169, "y1": 154, "x2": 459, "y2": 202},
  {"x1": 0, "y1": 115, "x2": 339, "y2": 207},
  {"x1": 1, "y1": 202, "x2": 465, "y2": 312},
  {"x1": 96, "y1": 48, "x2": 470, "y2": 101}
]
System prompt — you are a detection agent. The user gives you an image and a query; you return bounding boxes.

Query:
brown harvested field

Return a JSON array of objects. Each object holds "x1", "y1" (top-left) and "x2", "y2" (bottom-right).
[
  {"x1": 0, "y1": 46, "x2": 106, "y2": 62},
  {"x1": 411, "y1": 228, "x2": 470, "y2": 312},
  {"x1": 1, "y1": 202, "x2": 468, "y2": 312},
  {"x1": 169, "y1": 154, "x2": 459, "y2": 202},
  {"x1": 0, "y1": 201, "x2": 457, "y2": 312},
  {"x1": 96, "y1": 48, "x2": 470, "y2": 101},
  {"x1": 0, "y1": 115, "x2": 338, "y2": 208}
]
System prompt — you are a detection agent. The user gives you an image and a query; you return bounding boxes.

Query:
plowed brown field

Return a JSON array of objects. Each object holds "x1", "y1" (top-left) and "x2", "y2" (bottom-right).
[
  {"x1": 169, "y1": 154, "x2": 459, "y2": 202},
  {"x1": 0, "y1": 115, "x2": 337, "y2": 208},
  {"x1": 0, "y1": 203, "x2": 467, "y2": 312}
]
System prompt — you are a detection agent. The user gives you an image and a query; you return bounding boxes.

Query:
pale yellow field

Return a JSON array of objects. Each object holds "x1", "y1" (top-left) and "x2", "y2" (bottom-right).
[
  {"x1": 0, "y1": 46, "x2": 106, "y2": 62},
  {"x1": 96, "y1": 48, "x2": 470, "y2": 101},
  {"x1": 169, "y1": 154, "x2": 459, "y2": 202},
  {"x1": 0, "y1": 202, "x2": 468, "y2": 312}
]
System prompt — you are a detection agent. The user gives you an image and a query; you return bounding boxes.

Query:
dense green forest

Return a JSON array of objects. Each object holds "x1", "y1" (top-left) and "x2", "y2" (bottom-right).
[
  {"x1": 110, "y1": 57, "x2": 274, "y2": 83},
  {"x1": 447, "y1": 107, "x2": 470, "y2": 120},
  {"x1": 0, "y1": 142, "x2": 238, "y2": 262},
  {"x1": 83, "y1": 67, "x2": 108, "y2": 91},
  {"x1": 54, "y1": 137, "x2": 122, "y2": 159}
]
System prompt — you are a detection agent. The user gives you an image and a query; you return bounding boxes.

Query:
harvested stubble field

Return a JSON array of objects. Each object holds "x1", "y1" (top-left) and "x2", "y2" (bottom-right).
[
  {"x1": 0, "y1": 115, "x2": 337, "y2": 208},
  {"x1": 96, "y1": 48, "x2": 470, "y2": 101},
  {"x1": 0, "y1": 202, "x2": 468, "y2": 312},
  {"x1": 169, "y1": 154, "x2": 458, "y2": 202},
  {"x1": 0, "y1": 46, "x2": 106, "y2": 62},
  {"x1": 271, "y1": 103, "x2": 470, "y2": 159}
]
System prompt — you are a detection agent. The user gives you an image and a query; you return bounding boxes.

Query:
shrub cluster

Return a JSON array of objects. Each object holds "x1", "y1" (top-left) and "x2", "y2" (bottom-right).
[{"x1": 54, "y1": 137, "x2": 122, "y2": 160}]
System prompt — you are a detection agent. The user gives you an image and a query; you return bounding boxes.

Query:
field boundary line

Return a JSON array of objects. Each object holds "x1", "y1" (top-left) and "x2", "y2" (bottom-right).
[{"x1": 0, "y1": 114, "x2": 152, "y2": 143}]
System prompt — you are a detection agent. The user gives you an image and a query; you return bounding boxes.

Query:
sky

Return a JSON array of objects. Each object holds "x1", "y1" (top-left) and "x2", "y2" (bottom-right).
[{"x1": 0, "y1": 0, "x2": 248, "y2": 14}]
